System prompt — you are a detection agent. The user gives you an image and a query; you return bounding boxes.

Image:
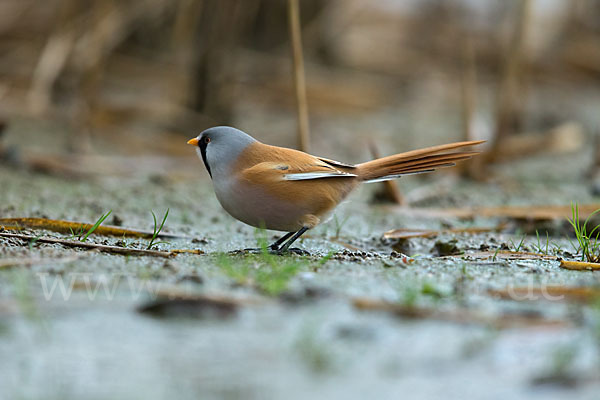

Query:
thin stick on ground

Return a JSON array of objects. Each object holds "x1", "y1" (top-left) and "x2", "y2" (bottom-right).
[
  {"x1": 560, "y1": 260, "x2": 600, "y2": 271},
  {"x1": 0, "y1": 232, "x2": 173, "y2": 258},
  {"x1": 287, "y1": 0, "x2": 310, "y2": 152},
  {"x1": 0, "y1": 217, "x2": 188, "y2": 239}
]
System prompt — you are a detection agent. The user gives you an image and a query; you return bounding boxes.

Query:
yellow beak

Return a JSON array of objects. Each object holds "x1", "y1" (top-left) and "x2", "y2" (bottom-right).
[{"x1": 187, "y1": 138, "x2": 199, "y2": 146}]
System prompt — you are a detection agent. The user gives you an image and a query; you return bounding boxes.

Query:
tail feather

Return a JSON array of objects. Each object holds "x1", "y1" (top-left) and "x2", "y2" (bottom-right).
[
  {"x1": 380, "y1": 151, "x2": 478, "y2": 171},
  {"x1": 357, "y1": 140, "x2": 484, "y2": 182}
]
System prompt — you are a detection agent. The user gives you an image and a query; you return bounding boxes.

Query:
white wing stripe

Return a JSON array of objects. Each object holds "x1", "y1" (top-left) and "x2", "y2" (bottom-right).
[
  {"x1": 284, "y1": 172, "x2": 357, "y2": 181},
  {"x1": 363, "y1": 170, "x2": 435, "y2": 183}
]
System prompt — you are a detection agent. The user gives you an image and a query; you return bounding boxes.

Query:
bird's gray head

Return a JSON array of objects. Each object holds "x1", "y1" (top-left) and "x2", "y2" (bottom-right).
[{"x1": 187, "y1": 126, "x2": 257, "y2": 178}]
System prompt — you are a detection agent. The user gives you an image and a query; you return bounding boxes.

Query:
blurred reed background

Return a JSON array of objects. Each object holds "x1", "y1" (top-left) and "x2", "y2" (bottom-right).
[{"x1": 0, "y1": 0, "x2": 599, "y2": 180}]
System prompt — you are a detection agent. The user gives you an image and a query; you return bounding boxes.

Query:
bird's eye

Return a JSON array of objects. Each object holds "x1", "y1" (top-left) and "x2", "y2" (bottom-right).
[{"x1": 204, "y1": 137, "x2": 211, "y2": 144}]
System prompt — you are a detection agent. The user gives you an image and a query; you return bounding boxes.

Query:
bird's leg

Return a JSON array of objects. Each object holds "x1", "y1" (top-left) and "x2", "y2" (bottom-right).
[
  {"x1": 268, "y1": 231, "x2": 295, "y2": 251},
  {"x1": 277, "y1": 227, "x2": 309, "y2": 255},
  {"x1": 236, "y1": 232, "x2": 296, "y2": 255},
  {"x1": 235, "y1": 229, "x2": 309, "y2": 256}
]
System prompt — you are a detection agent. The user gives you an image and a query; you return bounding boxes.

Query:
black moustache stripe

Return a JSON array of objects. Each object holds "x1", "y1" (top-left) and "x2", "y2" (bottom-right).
[{"x1": 199, "y1": 141, "x2": 212, "y2": 178}]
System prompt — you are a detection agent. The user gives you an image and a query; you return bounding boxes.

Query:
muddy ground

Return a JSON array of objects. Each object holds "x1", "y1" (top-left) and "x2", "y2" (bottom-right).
[{"x1": 1, "y1": 105, "x2": 600, "y2": 400}]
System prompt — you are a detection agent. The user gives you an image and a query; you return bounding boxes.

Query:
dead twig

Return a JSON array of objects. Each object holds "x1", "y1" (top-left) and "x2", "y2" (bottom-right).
[
  {"x1": 560, "y1": 260, "x2": 600, "y2": 271},
  {"x1": 168, "y1": 249, "x2": 205, "y2": 255},
  {"x1": 454, "y1": 250, "x2": 556, "y2": 261},
  {"x1": 0, "y1": 232, "x2": 176, "y2": 258},
  {"x1": 0, "y1": 217, "x2": 188, "y2": 239}
]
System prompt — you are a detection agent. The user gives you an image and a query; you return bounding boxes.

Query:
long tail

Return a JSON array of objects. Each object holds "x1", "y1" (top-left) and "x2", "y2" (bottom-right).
[{"x1": 356, "y1": 140, "x2": 485, "y2": 183}]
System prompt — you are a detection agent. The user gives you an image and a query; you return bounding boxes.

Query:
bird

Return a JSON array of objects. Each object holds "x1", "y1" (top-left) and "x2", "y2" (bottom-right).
[{"x1": 187, "y1": 126, "x2": 483, "y2": 254}]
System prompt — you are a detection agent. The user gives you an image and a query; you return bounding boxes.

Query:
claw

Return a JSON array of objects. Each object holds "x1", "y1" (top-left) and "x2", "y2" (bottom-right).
[
  {"x1": 277, "y1": 247, "x2": 310, "y2": 256},
  {"x1": 228, "y1": 248, "x2": 264, "y2": 255},
  {"x1": 229, "y1": 247, "x2": 309, "y2": 256}
]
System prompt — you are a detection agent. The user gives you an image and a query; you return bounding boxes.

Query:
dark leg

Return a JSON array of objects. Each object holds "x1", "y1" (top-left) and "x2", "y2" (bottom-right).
[
  {"x1": 234, "y1": 228, "x2": 309, "y2": 256},
  {"x1": 235, "y1": 231, "x2": 297, "y2": 255},
  {"x1": 278, "y1": 227, "x2": 309, "y2": 253},
  {"x1": 268, "y1": 231, "x2": 295, "y2": 251}
]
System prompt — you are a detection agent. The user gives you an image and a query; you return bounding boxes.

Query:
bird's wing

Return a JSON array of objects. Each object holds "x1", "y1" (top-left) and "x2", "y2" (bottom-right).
[
  {"x1": 283, "y1": 171, "x2": 357, "y2": 180},
  {"x1": 316, "y1": 157, "x2": 356, "y2": 169},
  {"x1": 240, "y1": 160, "x2": 357, "y2": 182},
  {"x1": 237, "y1": 143, "x2": 357, "y2": 182}
]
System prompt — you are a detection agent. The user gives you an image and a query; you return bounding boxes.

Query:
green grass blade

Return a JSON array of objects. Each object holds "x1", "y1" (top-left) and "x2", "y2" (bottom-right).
[
  {"x1": 147, "y1": 208, "x2": 169, "y2": 250},
  {"x1": 81, "y1": 210, "x2": 112, "y2": 242}
]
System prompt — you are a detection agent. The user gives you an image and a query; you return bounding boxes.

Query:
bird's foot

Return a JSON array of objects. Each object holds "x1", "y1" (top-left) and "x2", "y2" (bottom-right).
[
  {"x1": 229, "y1": 247, "x2": 264, "y2": 255},
  {"x1": 275, "y1": 247, "x2": 310, "y2": 256},
  {"x1": 229, "y1": 247, "x2": 310, "y2": 256}
]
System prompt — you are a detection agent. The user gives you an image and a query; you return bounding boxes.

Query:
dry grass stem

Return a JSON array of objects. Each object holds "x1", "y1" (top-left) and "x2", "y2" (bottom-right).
[{"x1": 288, "y1": 0, "x2": 310, "y2": 152}]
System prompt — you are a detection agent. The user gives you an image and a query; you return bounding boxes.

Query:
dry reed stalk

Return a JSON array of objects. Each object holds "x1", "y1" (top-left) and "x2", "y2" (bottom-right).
[
  {"x1": 368, "y1": 139, "x2": 404, "y2": 205},
  {"x1": 169, "y1": 0, "x2": 203, "y2": 111},
  {"x1": 287, "y1": 0, "x2": 310, "y2": 152},
  {"x1": 28, "y1": 0, "x2": 79, "y2": 115},
  {"x1": 459, "y1": 36, "x2": 484, "y2": 179},
  {"x1": 492, "y1": 0, "x2": 532, "y2": 160},
  {"x1": 72, "y1": 0, "x2": 115, "y2": 153}
]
